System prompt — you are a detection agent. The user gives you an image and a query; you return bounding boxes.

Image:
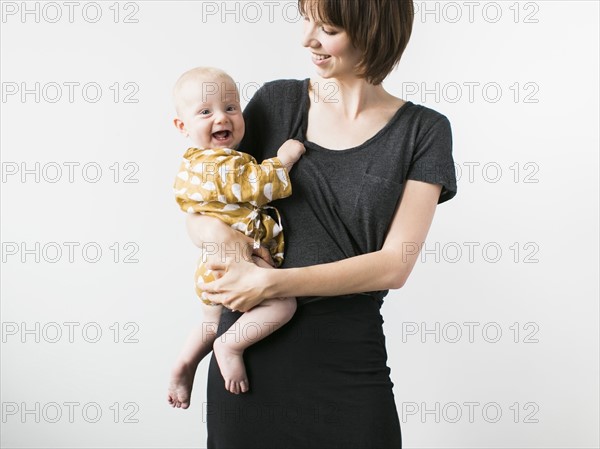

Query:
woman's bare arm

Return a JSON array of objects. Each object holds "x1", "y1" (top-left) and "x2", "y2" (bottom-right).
[{"x1": 198, "y1": 179, "x2": 442, "y2": 311}]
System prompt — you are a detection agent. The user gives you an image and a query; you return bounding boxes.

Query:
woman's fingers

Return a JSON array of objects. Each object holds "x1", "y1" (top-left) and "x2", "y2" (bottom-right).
[
  {"x1": 201, "y1": 291, "x2": 223, "y2": 304},
  {"x1": 199, "y1": 251, "x2": 267, "y2": 312},
  {"x1": 198, "y1": 276, "x2": 233, "y2": 308},
  {"x1": 206, "y1": 261, "x2": 228, "y2": 271},
  {"x1": 230, "y1": 302, "x2": 249, "y2": 313},
  {"x1": 208, "y1": 293, "x2": 243, "y2": 312},
  {"x1": 198, "y1": 280, "x2": 214, "y2": 290},
  {"x1": 199, "y1": 289, "x2": 232, "y2": 307}
]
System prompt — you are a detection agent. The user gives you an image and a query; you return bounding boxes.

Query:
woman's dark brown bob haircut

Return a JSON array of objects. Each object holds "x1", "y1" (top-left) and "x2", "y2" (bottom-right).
[{"x1": 298, "y1": 0, "x2": 414, "y2": 85}]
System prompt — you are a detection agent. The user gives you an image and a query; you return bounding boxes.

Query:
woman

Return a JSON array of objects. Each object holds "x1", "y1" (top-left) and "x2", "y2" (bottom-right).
[{"x1": 190, "y1": 0, "x2": 457, "y2": 447}]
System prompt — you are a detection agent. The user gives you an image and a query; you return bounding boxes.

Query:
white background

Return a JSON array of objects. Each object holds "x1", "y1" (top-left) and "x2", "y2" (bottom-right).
[{"x1": 1, "y1": 1, "x2": 598, "y2": 448}]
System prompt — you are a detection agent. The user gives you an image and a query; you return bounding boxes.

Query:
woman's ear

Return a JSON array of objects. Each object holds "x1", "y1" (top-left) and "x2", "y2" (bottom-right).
[{"x1": 173, "y1": 118, "x2": 188, "y2": 137}]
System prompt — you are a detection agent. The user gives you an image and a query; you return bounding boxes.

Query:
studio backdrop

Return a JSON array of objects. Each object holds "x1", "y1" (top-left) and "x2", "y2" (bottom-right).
[{"x1": 1, "y1": 1, "x2": 598, "y2": 448}]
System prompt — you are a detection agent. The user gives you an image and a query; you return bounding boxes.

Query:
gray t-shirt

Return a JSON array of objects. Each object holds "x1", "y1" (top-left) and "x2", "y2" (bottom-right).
[{"x1": 239, "y1": 78, "x2": 457, "y2": 305}]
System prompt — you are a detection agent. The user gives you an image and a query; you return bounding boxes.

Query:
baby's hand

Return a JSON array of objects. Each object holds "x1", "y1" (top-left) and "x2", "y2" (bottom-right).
[{"x1": 277, "y1": 139, "x2": 305, "y2": 171}]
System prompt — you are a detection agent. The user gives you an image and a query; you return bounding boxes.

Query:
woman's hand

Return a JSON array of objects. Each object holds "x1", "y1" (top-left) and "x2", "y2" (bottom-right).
[
  {"x1": 198, "y1": 255, "x2": 274, "y2": 312},
  {"x1": 186, "y1": 214, "x2": 276, "y2": 312}
]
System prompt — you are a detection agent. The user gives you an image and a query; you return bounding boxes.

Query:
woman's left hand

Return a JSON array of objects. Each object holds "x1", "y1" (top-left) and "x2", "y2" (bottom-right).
[{"x1": 198, "y1": 254, "x2": 273, "y2": 312}]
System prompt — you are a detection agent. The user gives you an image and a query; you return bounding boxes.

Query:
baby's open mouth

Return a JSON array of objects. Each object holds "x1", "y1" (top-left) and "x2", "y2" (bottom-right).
[{"x1": 212, "y1": 130, "x2": 231, "y2": 141}]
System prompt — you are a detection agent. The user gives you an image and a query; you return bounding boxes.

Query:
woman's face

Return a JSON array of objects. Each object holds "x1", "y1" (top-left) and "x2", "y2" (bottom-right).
[{"x1": 301, "y1": 11, "x2": 362, "y2": 81}]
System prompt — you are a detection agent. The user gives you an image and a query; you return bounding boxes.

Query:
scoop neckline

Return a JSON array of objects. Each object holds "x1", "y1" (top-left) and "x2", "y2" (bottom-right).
[{"x1": 300, "y1": 78, "x2": 413, "y2": 154}]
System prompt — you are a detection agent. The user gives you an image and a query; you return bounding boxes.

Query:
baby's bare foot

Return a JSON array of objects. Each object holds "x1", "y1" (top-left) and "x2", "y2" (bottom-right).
[
  {"x1": 213, "y1": 339, "x2": 249, "y2": 394},
  {"x1": 167, "y1": 363, "x2": 196, "y2": 409}
]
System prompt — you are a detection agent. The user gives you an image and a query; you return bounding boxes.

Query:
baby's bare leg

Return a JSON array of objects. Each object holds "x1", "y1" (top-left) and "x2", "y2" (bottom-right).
[
  {"x1": 168, "y1": 303, "x2": 222, "y2": 408},
  {"x1": 168, "y1": 259, "x2": 224, "y2": 409},
  {"x1": 213, "y1": 256, "x2": 296, "y2": 394}
]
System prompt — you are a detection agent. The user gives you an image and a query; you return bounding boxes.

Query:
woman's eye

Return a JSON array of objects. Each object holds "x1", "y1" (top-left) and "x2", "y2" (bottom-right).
[{"x1": 322, "y1": 27, "x2": 337, "y2": 36}]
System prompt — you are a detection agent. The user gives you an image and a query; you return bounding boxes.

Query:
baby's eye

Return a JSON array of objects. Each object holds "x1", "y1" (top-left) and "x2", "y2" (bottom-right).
[
  {"x1": 198, "y1": 109, "x2": 210, "y2": 115},
  {"x1": 226, "y1": 105, "x2": 237, "y2": 112}
]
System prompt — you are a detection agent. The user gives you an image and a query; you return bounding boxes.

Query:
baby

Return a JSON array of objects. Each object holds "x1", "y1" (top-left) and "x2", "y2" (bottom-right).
[{"x1": 167, "y1": 67, "x2": 304, "y2": 407}]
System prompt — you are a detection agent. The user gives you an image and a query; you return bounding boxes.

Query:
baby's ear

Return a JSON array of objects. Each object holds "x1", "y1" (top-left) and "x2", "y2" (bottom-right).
[{"x1": 173, "y1": 118, "x2": 188, "y2": 137}]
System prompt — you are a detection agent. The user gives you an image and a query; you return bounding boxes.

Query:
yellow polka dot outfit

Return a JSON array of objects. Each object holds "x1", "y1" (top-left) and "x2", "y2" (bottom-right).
[{"x1": 173, "y1": 147, "x2": 292, "y2": 305}]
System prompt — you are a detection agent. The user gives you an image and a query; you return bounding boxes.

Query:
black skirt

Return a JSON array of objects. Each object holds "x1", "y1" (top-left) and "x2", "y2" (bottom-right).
[{"x1": 206, "y1": 295, "x2": 402, "y2": 449}]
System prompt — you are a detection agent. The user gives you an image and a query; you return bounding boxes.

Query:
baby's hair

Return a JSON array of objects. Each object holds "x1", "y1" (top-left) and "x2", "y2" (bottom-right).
[{"x1": 172, "y1": 66, "x2": 238, "y2": 116}]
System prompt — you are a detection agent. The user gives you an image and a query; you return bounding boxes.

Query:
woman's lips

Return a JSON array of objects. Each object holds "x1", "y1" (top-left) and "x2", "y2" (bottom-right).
[{"x1": 312, "y1": 53, "x2": 331, "y2": 66}]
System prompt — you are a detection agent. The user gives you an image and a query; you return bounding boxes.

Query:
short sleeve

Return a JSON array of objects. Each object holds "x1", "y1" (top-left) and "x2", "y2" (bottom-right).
[{"x1": 406, "y1": 115, "x2": 457, "y2": 204}]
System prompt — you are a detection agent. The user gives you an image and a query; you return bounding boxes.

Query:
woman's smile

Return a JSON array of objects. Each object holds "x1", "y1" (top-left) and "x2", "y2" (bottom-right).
[{"x1": 312, "y1": 52, "x2": 332, "y2": 65}]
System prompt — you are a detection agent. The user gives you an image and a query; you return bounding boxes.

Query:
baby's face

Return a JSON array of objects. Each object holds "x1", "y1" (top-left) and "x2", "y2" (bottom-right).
[{"x1": 176, "y1": 75, "x2": 245, "y2": 149}]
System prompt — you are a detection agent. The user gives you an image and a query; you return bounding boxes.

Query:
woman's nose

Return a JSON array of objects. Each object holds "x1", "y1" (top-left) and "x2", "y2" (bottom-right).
[{"x1": 301, "y1": 21, "x2": 320, "y2": 48}]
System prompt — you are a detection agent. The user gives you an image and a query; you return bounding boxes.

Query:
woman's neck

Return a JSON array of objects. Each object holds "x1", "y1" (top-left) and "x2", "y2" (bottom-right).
[{"x1": 309, "y1": 76, "x2": 392, "y2": 120}]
